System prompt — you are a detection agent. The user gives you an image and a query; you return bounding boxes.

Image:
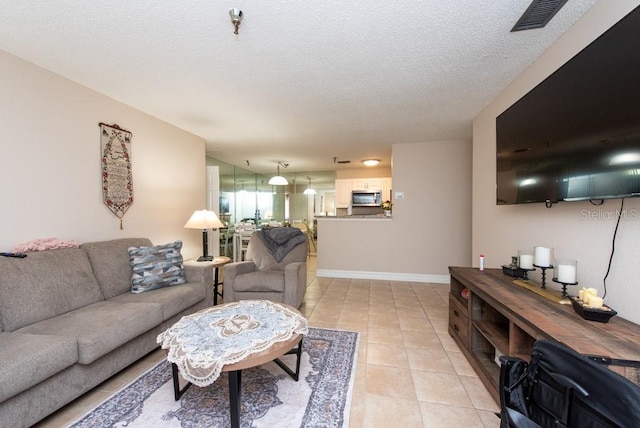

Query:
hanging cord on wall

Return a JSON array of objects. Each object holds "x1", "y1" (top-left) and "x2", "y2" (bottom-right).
[{"x1": 602, "y1": 198, "x2": 625, "y2": 298}]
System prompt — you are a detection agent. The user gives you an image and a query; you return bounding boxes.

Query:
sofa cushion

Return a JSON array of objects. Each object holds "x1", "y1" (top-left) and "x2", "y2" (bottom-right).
[
  {"x1": 81, "y1": 238, "x2": 153, "y2": 299},
  {"x1": 0, "y1": 248, "x2": 105, "y2": 332},
  {"x1": 16, "y1": 301, "x2": 163, "y2": 364},
  {"x1": 128, "y1": 241, "x2": 187, "y2": 294},
  {"x1": 109, "y1": 282, "x2": 206, "y2": 320},
  {"x1": 0, "y1": 332, "x2": 78, "y2": 402},
  {"x1": 233, "y1": 271, "x2": 285, "y2": 292}
]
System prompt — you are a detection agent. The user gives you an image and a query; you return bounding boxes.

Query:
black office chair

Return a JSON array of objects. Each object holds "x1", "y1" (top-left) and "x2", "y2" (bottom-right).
[{"x1": 499, "y1": 339, "x2": 640, "y2": 428}]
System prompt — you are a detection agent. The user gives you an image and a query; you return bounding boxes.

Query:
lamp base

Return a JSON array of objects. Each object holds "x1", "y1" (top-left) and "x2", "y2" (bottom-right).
[{"x1": 196, "y1": 256, "x2": 214, "y2": 262}]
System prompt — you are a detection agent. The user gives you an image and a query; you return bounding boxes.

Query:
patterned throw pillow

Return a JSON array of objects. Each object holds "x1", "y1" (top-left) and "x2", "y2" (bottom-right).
[{"x1": 128, "y1": 241, "x2": 186, "y2": 294}]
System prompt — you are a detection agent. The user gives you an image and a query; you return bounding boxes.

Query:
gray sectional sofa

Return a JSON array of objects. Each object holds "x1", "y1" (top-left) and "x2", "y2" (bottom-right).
[{"x1": 0, "y1": 238, "x2": 213, "y2": 428}]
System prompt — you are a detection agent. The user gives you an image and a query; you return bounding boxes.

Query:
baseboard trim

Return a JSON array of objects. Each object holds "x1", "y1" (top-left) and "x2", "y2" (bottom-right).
[{"x1": 316, "y1": 269, "x2": 449, "y2": 284}]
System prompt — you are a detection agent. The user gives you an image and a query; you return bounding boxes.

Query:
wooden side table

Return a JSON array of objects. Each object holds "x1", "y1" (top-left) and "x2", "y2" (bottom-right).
[{"x1": 185, "y1": 256, "x2": 231, "y2": 305}]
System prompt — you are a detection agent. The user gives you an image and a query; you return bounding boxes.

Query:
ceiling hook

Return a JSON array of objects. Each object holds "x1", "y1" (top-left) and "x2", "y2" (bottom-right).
[{"x1": 229, "y1": 9, "x2": 243, "y2": 35}]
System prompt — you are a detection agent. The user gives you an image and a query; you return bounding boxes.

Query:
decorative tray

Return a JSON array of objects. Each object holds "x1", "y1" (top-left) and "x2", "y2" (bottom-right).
[
  {"x1": 502, "y1": 265, "x2": 527, "y2": 278},
  {"x1": 569, "y1": 296, "x2": 617, "y2": 323}
]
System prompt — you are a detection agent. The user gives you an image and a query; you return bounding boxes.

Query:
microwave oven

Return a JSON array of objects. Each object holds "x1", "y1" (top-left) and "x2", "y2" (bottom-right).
[{"x1": 351, "y1": 190, "x2": 382, "y2": 207}]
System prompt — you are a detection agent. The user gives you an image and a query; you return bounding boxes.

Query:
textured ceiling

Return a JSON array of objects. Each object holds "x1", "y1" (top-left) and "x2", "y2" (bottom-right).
[{"x1": 0, "y1": 0, "x2": 598, "y2": 178}]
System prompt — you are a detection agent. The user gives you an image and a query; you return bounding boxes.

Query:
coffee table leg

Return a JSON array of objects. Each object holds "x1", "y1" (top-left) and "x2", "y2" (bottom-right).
[
  {"x1": 171, "y1": 363, "x2": 193, "y2": 400},
  {"x1": 228, "y1": 370, "x2": 242, "y2": 428}
]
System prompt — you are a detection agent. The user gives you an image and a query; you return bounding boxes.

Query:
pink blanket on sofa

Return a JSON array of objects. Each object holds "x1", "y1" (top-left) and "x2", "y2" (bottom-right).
[{"x1": 13, "y1": 237, "x2": 79, "y2": 252}]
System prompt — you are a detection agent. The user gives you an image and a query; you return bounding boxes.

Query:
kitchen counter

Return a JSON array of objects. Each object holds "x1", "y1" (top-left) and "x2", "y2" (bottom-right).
[{"x1": 316, "y1": 214, "x2": 392, "y2": 219}]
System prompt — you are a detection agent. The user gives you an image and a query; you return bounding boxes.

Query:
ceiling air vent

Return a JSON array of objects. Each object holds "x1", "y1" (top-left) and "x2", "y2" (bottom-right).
[{"x1": 511, "y1": 0, "x2": 569, "y2": 32}]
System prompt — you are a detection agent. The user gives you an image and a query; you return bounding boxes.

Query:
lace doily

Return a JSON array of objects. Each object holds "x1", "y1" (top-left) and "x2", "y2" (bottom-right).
[{"x1": 157, "y1": 300, "x2": 308, "y2": 387}]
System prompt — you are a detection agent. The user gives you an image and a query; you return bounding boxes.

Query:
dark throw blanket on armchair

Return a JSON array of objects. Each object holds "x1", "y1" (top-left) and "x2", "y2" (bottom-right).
[{"x1": 255, "y1": 228, "x2": 306, "y2": 262}]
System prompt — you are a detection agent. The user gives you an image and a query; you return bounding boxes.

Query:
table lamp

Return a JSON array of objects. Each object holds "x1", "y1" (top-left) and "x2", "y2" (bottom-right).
[{"x1": 184, "y1": 209, "x2": 225, "y2": 261}]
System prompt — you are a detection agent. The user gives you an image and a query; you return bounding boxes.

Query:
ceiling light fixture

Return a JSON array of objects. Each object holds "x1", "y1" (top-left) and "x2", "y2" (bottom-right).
[
  {"x1": 229, "y1": 8, "x2": 243, "y2": 35},
  {"x1": 303, "y1": 176, "x2": 316, "y2": 195},
  {"x1": 268, "y1": 162, "x2": 289, "y2": 185},
  {"x1": 362, "y1": 159, "x2": 380, "y2": 167}
]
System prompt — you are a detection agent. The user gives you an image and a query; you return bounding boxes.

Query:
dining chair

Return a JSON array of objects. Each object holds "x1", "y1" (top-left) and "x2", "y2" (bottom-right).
[
  {"x1": 219, "y1": 225, "x2": 234, "y2": 258},
  {"x1": 293, "y1": 221, "x2": 316, "y2": 255},
  {"x1": 233, "y1": 225, "x2": 255, "y2": 262}
]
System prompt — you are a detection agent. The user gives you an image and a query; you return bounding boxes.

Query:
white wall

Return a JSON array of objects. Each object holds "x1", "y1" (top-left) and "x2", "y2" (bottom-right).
[
  {"x1": 0, "y1": 51, "x2": 207, "y2": 259},
  {"x1": 472, "y1": 1, "x2": 640, "y2": 323},
  {"x1": 318, "y1": 139, "x2": 472, "y2": 281}
]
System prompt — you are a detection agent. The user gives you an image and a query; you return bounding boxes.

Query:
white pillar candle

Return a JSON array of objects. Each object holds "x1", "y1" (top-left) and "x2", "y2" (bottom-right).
[
  {"x1": 519, "y1": 254, "x2": 534, "y2": 270},
  {"x1": 556, "y1": 264, "x2": 576, "y2": 283},
  {"x1": 534, "y1": 247, "x2": 552, "y2": 267}
]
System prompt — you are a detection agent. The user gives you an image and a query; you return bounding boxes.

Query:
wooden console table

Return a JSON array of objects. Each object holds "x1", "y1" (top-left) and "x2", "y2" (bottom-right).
[{"x1": 448, "y1": 266, "x2": 640, "y2": 404}]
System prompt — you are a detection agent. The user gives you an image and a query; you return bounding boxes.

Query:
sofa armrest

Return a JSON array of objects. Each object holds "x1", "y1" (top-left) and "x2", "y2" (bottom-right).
[
  {"x1": 284, "y1": 262, "x2": 307, "y2": 308},
  {"x1": 223, "y1": 261, "x2": 256, "y2": 303},
  {"x1": 183, "y1": 262, "x2": 216, "y2": 305},
  {"x1": 183, "y1": 262, "x2": 214, "y2": 284}
]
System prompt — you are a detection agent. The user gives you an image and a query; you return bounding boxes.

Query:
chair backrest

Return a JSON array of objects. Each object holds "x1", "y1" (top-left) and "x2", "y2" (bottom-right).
[
  {"x1": 246, "y1": 233, "x2": 307, "y2": 271},
  {"x1": 292, "y1": 221, "x2": 308, "y2": 231}
]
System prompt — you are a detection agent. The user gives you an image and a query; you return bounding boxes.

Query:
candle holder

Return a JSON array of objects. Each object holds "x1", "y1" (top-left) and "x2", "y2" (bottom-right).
[
  {"x1": 502, "y1": 256, "x2": 534, "y2": 279},
  {"x1": 520, "y1": 267, "x2": 536, "y2": 281},
  {"x1": 552, "y1": 278, "x2": 578, "y2": 297},
  {"x1": 534, "y1": 264, "x2": 553, "y2": 289}
]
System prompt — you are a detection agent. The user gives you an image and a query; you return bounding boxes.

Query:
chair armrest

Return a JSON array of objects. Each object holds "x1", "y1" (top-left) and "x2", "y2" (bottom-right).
[
  {"x1": 284, "y1": 262, "x2": 307, "y2": 308},
  {"x1": 223, "y1": 261, "x2": 257, "y2": 303},
  {"x1": 284, "y1": 261, "x2": 305, "y2": 275},
  {"x1": 224, "y1": 261, "x2": 256, "y2": 277}
]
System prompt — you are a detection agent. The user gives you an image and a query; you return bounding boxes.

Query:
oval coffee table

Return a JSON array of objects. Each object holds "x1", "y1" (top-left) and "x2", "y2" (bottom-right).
[{"x1": 157, "y1": 300, "x2": 308, "y2": 428}]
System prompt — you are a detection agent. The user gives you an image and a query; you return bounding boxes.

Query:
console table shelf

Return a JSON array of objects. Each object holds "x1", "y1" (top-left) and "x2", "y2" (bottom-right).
[
  {"x1": 473, "y1": 320, "x2": 509, "y2": 354},
  {"x1": 448, "y1": 266, "x2": 640, "y2": 404}
]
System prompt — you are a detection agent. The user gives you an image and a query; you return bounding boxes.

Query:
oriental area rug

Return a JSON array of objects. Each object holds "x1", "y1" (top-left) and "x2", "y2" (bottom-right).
[{"x1": 69, "y1": 327, "x2": 359, "y2": 428}]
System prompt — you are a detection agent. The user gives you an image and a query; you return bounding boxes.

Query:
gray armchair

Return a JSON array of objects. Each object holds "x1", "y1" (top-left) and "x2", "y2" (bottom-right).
[{"x1": 222, "y1": 229, "x2": 308, "y2": 308}]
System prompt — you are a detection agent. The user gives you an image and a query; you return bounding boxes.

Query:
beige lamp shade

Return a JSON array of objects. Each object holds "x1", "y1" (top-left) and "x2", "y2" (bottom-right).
[
  {"x1": 184, "y1": 209, "x2": 225, "y2": 230},
  {"x1": 184, "y1": 209, "x2": 224, "y2": 262}
]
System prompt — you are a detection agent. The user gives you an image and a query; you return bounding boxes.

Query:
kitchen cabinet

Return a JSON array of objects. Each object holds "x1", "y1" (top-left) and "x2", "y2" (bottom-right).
[
  {"x1": 335, "y1": 179, "x2": 352, "y2": 208},
  {"x1": 335, "y1": 177, "x2": 392, "y2": 208},
  {"x1": 352, "y1": 178, "x2": 382, "y2": 191}
]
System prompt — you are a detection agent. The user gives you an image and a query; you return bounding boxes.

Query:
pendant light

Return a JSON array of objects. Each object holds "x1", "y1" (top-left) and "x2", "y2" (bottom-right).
[
  {"x1": 268, "y1": 162, "x2": 289, "y2": 185},
  {"x1": 303, "y1": 176, "x2": 316, "y2": 195}
]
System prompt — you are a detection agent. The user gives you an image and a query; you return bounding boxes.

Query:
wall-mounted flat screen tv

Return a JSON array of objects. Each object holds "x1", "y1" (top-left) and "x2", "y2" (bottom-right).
[{"x1": 496, "y1": 5, "x2": 640, "y2": 205}]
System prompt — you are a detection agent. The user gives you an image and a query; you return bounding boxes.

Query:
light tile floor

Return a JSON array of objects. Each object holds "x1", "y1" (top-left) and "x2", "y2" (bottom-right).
[{"x1": 35, "y1": 255, "x2": 500, "y2": 427}]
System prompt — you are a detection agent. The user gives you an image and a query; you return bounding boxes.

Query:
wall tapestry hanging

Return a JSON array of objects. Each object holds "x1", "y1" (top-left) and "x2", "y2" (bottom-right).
[{"x1": 100, "y1": 123, "x2": 133, "y2": 229}]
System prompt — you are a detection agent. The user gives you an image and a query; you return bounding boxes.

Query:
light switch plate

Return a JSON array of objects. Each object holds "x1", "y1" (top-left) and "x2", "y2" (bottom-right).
[{"x1": 395, "y1": 191, "x2": 404, "y2": 199}]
